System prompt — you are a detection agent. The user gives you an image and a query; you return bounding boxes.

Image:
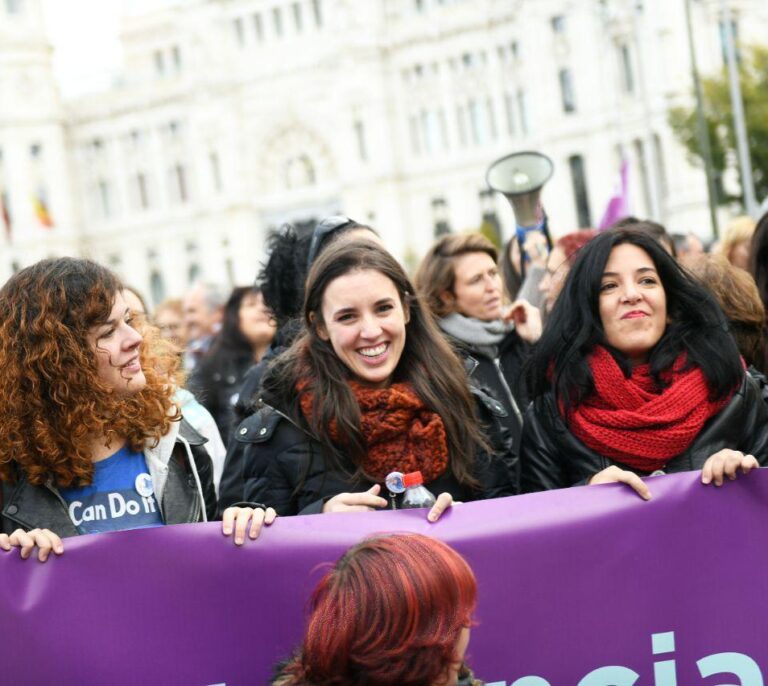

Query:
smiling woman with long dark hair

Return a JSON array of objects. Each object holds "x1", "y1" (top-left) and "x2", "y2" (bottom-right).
[
  {"x1": 522, "y1": 227, "x2": 768, "y2": 497},
  {"x1": 232, "y1": 239, "x2": 513, "y2": 518}
]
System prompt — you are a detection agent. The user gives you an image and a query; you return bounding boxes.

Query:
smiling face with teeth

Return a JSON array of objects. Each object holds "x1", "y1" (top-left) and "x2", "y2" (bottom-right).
[
  {"x1": 88, "y1": 290, "x2": 147, "y2": 395},
  {"x1": 316, "y1": 268, "x2": 409, "y2": 388}
]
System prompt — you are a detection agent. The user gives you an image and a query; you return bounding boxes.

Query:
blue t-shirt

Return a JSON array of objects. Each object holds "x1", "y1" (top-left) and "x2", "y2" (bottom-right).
[{"x1": 60, "y1": 445, "x2": 164, "y2": 535}]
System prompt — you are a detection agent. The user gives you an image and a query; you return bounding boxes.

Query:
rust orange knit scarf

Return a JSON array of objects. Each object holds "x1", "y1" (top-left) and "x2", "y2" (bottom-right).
[
  {"x1": 567, "y1": 346, "x2": 734, "y2": 472},
  {"x1": 298, "y1": 380, "x2": 449, "y2": 483}
]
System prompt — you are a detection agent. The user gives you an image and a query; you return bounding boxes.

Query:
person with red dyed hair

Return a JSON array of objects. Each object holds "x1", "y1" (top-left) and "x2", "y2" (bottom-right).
[{"x1": 273, "y1": 533, "x2": 482, "y2": 686}]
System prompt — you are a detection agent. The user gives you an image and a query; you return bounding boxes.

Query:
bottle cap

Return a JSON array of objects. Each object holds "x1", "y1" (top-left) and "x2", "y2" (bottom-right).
[{"x1": 402, "y1": 471, "x2": 424, "y2": 487}]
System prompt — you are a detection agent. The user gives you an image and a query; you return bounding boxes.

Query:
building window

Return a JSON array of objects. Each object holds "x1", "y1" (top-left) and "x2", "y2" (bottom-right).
[
  {"x1": 150, "y1": 271, "x2": 166, "y2": 305},
  {"x1": 438, "y1": 109, "x2": 449, "y2": 149},
  {"x1": 414, "y1": 0, "x2": 425, "y2": 12},
  {"x1": 272, "y1": 7, "x2": 283, "y2": 36},
  {"x1": 153, "y1": 49, "x2": 165, "y2": 76},
  {"x1": 311, "y1": 0, "x2": 322, "y2": 27},
  {"x1": 653, "y1": 133, "x2": 668, "y2": 200},
  {"x1": 209, "y1": 152, "x2": 222, "y2": 192},
  {"x1": 517, "y1": 89, "x2": 529, "y2": 135},
  {"x1": 409, "y1": 115, "x2": 421, "y2": 156},
  {"x1": 187, "y1": 263, "x2": 201, "y2": 285},
  {"x1": 551, "y1": 14, "x2": 566, "y2": 34},
  {"x1": 504, "y1": 93, "x2": 516, "y2": 136},
  {"x1": 292, "y1": 2, "x2": 303, "y2": 32},
  {"x1": 486, "y1": 97, "x2": 497, "y2": 140},
  {"x1": 354, "y1": 120, "x2": 367, "y2": 162},
  {"x1": 29, "y1": 142, "x2": 42, "y2": 159},
  {"x1": 559, "y1": 68, "x2": 576, "y2": 113},
  {"x1": 284, "y1": 155, "x2": 315, "y2": 189},
  {"x1": 233, "y1": 17, "x2": 245, "y2": 46},
  {"x1": 431, "y1": 197, "x2": 451, "y2": 237},
  {"x1": 421, "y1": 110, "x2": 441, "y2": 154},
  {"x1": 171, "y1": 45, "x2": 182, "y2": 71},
  {"x1": 618, "y1": 43, "x2": 634, "y2": 94},
  {"x1": 98, "y1": 179, "x2": 112, "y2": 218},
  {"x1": 634, "y1": 138, "x2": 652, "y2": 215},
  {"x1": 4, "y1": 0, "x2": 22, "y2": 15},
  {"x1": 568, "y1": 154, "x2": 592, "y2": 228},
  {"x1": 468, "y1": 99, "x2": 487, "y2": 145},
  {"x1": 173, "y1": 164, "x2": 188, "y2": 203},
  {"x1": 253, "y1": 13, "x2": 263, "y2": 41},
  {"x1": 134, "y1": 172, "x2": 150, "y2": 210},
  {"x1": 455, "y1": 105, "x2": 467, "y2": 147}
]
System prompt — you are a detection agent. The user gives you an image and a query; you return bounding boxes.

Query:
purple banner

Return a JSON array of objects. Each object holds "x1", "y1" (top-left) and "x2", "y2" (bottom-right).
[{"x1": 2, "y1": 470, "x2": 768, "y2": 684}]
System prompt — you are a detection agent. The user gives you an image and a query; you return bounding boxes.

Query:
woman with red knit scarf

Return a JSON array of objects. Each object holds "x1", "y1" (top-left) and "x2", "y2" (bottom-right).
[
  {"x1": 522, "y1": 227, "x2": 768, "y2": 497},
  {"x1": 233, "y1": 240, "x2": 513, "y2": 518}
]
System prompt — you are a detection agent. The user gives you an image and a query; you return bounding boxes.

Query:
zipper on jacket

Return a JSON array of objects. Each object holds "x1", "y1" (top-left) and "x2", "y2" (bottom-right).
[{"x1": 493, "y1": 357, "x2": 523, "y2": 423}]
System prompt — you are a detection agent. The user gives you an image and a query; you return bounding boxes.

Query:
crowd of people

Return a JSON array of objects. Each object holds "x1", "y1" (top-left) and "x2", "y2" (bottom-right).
[{"x1": 0, "y1": 207, "x2": 767, "y2": 684}]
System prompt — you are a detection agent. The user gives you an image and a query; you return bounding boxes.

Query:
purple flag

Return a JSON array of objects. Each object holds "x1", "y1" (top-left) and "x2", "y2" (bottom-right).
[
  {"x1": 599, "y1": 158, "x2": 630, "y2": 229},
  {"x1": 2, "y1": 470, "x2": 768, "y2": 685}
]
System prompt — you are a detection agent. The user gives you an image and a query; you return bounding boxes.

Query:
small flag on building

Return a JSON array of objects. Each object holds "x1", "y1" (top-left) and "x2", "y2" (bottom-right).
[
  {"x1": 33, "y1": 190, "x2": 54, "y2": 228},
  {"x1": 598, "y1": 159, "x2": 630, "y2": 230}
]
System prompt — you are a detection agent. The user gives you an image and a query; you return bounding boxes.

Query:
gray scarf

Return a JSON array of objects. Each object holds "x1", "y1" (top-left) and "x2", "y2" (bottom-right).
[{"x1": 438, "y1": 312, "x2": 513, "y2": 356}]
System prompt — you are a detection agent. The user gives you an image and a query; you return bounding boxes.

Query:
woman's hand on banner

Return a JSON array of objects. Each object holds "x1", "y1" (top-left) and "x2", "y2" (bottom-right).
[
  {"x1": 221, "y1": 506, "x2": 277, "y2": 545},
  {"x1": 588, "y1": 466, "x2": 652, "y2": 500},
  {"x1": 701, "y1": 449, "x2": 758, "y2": 486},
  {"x1": 322, "y1": 485, "x2": 388, "y2": 513},
  {"x1": 427, "y1": 492, "x2": 454, "y2": 522},
  {"x1": 0, "y1": 528, "x2": 64, "y2": 562}
]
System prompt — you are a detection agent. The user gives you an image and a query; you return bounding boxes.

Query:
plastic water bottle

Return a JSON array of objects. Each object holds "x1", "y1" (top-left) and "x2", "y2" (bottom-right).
[{"x1": 401, "y1": 471, "x2": 437, "y2": 510}]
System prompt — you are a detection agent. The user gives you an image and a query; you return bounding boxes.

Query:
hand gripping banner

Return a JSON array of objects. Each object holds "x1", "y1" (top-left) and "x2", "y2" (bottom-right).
[{"x1": 1, "y1": 470, "x2": 767, "y2": 685}]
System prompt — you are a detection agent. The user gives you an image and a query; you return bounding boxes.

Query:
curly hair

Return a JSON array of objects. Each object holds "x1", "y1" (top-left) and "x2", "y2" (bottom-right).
[
  {"x1": 0, "y1": 257, "x2": 180, "y2": 487},
  {"x1": 274, "y1": 533, "x2": 477, "y2": 686}
]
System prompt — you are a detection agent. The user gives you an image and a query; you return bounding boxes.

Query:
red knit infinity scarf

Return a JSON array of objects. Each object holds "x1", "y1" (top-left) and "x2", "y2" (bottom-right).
[
  {"x1": 567, "y1": 346, "x2": 733, "y2": 472},
  {"x1": 298, "y1": 380, "x2": 449, "y2": 483}
]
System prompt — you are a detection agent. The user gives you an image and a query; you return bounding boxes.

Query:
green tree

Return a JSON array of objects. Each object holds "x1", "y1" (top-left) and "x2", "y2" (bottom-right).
[{"x1": 668, "y1": 45, "x2": 768, "y2": 205}]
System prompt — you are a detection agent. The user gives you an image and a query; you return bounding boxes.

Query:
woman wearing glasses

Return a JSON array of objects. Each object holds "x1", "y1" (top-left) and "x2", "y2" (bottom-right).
[{"x1": 233, "y1": 239, "x2": 513, "y2": 518}]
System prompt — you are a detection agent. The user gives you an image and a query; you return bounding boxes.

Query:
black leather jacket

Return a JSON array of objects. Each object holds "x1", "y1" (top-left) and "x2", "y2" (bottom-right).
[
  {"x1": 224, "y1": 379, "x2": 515, "y2": 516},
  {"x1": 0, "y1": 419, "x2": 217, "y2": 536},
  {"x1": 219, "y1": 359, "x2": 520, "y2": 511},
  {"x1": 521, "y1": 373, "x2": 768, "y2": 492}
]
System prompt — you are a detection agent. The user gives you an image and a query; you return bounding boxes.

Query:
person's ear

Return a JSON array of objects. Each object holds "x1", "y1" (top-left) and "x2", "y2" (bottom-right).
[
  {"x1": 309, "y1": 312, "x2": 329, "y2": 341},
  {"x1": 439, "y1": 290, "x2": 455, "y2": 309}
]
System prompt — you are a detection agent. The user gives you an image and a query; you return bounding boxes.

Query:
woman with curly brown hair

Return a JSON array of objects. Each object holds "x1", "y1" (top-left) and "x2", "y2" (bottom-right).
[{"x1": 0, "y1": 257, "x2": 274, "y2": 562}]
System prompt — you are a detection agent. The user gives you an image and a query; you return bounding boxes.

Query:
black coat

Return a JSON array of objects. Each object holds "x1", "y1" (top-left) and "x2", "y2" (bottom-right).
[
  {"x1": 188, "y1": 349, "x2": 254, "y2": 447},
  {"x1": 521, "y1": 372, "x2": 768, "y2": 492},
  {"x1": 222, "y1": 367, "x2": 516, "y2": 515},
  {"x1": 447, "y1": 330, "x2": 529, "y2": 459}
]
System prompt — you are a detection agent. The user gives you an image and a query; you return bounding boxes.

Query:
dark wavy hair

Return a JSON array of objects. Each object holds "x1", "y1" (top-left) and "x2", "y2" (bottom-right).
[
  {"x1": 262, "y1": 240, "x2": 487, "y2": 487},
  {"x1": 274, "y1": 533, "x2": 477, "y2": 686},
  {"x1": 527, "y1": 227, "x2": 743, "y2": 412},
  {"x1": 0, "y1": 257, "x2": 180, "y2": 487},
  {"x1": 206, "y1": 286, "x2": 265, "y2": 359}
]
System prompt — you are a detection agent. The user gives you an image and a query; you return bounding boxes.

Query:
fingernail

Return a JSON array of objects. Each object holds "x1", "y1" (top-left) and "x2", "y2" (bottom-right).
[
  {"x1": 235, "y1": 537, "x2": 243, "y2": 545},
  {"x1": 55, "y1": 545, "x2": 63, "y2": 554},
  {"x1": 428, "y1": 513, "x2": 437, "y2": 522},
  {"x1": 223, "y1": 528, "x2": 231, "y2": 535}
]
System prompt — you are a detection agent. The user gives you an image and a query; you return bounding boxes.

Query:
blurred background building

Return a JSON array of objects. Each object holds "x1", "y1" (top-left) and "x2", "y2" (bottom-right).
[{"x1": 0, "y1": 0, "x2": 766, "y2": 301}]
